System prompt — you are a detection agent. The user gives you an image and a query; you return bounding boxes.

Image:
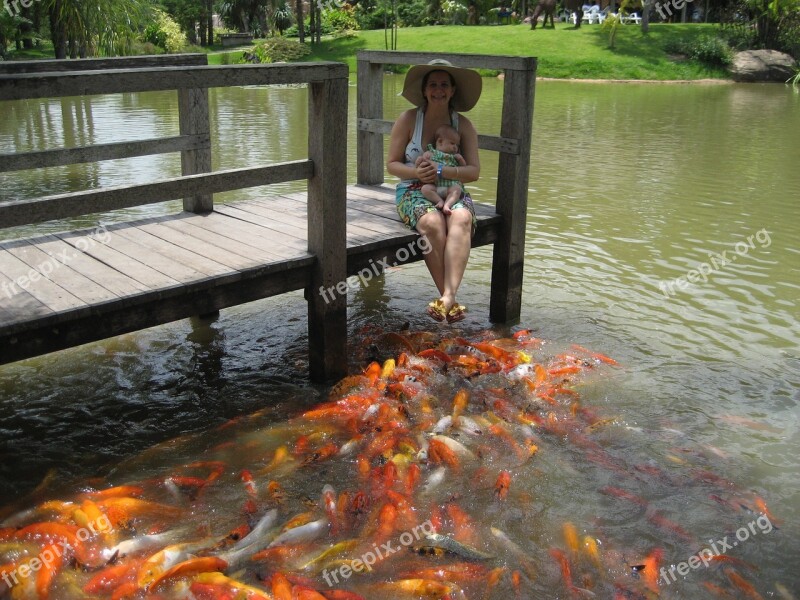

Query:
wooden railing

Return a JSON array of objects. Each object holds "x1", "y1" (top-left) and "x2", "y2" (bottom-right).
[
  {"x1": 356, "y1": 50, "x2": 537, "y2": 323},
  {"x1": 0, "y1": 60, "x2": 349, "y2": 379}
]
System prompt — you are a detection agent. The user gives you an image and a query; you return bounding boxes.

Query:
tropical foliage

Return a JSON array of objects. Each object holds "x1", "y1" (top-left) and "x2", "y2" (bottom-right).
[
  {"x1": 143, "y1": 8, "x2": 187, "y2": 53},
  {"x1": 250, "y1": 35, "x2": 310, "y2": 61}
]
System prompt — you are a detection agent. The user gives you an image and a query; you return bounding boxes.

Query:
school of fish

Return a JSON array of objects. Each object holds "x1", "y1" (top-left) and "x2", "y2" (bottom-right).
[{"x1": 0, "y1": 327, "x2": 786, "y2": 599}]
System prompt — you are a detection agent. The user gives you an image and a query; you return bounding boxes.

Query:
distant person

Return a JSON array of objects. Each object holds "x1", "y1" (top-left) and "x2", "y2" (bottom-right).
[
  {"x1": 415, "y1": 124, "x2": 467, "y2": 216},
  {"x1": 386, "y1": 59, "x2": 482, "y2": 323}
]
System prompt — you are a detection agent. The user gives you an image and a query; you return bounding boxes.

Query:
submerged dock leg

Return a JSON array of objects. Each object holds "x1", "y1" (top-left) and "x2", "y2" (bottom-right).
[
  {"x1": 490, "y1": 66, "x2": 536, "y2": 323},
  {"x1": 307, "y1": 77, "x2": 349, "y2": 381}
]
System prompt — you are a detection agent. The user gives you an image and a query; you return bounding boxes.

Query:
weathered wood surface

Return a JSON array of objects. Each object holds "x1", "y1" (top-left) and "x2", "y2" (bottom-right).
[
  {"x1": 356, "y1": 50, "x2": 537, "y2": 72},
  {"x1": 0, "y1": 54, "x2": 208, "y2": 75},
  {"x1": 0, "y1": 161, "x2": 314, "y2": 229},
  {"x1": 0, "y1": 186, "x2": 501, "y2": 367},
  {"x1": 0, "y1": 135, "x2": 209, "y2": 173},
  {"x1": 0, "y1": 63, "x2": 349, "y2": 101}
]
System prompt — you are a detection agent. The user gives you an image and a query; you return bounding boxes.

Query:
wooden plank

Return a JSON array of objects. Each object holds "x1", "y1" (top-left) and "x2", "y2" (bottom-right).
[
  {"x1": 111, "y1": 227, "x2": 232, "y2": 277},
  {"x1": 356, "y1": 50, "x2": 537, "y2": 72},
  {"x1": 0, "y1": 135, "x2": 209, "y2": 173},
  {"x1": 159, "y1": 216, "x2": 284, "y2": 264},
  {"x1": 31, "y1": 235, "x2": 149, "y2": 298},
  {"x1": 357, "y1": 118, "x2": 519, "y2": 155},
  {"x1": 6, "y1": 242, "x2": 119, "y2": 304},
  {"x1": 307, "y1": 76, "x2": 348, "y2": 382},
  {"x1": 178, "y1": 88, "x2": 213, "y2": 212},
  {"x1": 138, "y1": 221, "x2": 264, "y2": 272},
  {"x1": 0, "y1": 161, "x2": 313, "y2": 229},
  {"x1": 188, "y1": 209, "x2": 308, "y2": 258},
  {"x1": 57, "y1": 229, "x2": 182, "y2": 291},
  {"x1": 356, "y1": 58, "x2": 385, "y2": 185},
  {"x1": 0, "y1": 54, "x2": 208, "y2": 75},
  {"x1": 0, "y1": 248, "x2": 90, "y2": 312},
  {"x1": 220, "y1": 201, "x2": 309, "y2": 239},
  {"x1": 244, "y1": 197, "x2": 383, "y2": 246},
  {"x1": 99, "y1": 227, "x2": 215, "y2": 283},
  {"x1": 0, "y1": 268, "x2": 54, "y2": 323},
  {"x1": 0, "y1": 63, "x2": 350, "y2": 101},
  {"x1": 490, "y1": 65, "x2": 536, "y2": 324},
  {"x1": 213, "y1": 205, "x2": 309, "y2": 251}
]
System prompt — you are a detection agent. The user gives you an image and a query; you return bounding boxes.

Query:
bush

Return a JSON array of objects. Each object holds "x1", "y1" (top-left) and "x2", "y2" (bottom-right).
[
  {"x1": 663, "y1": 35, "x2": 733, "y2": 66},
  {"x1": 143, "y1": 9, "x2": 188, "y2": 53},
  {"x1": 131, "y1": 41, "x2": 164, "y2": 55},
  {"x1": 251, "y1": 37, "x2": 311, "y2": 62},
  {"x1": 397, "y1": 0, "x2": 434, "y2": 26},
  {"x1": 691, "y1": 35, "x2": 733, "y2": 66},
  {"x1": 324, "y1": 7, "x2": 360, "y2": 32}
]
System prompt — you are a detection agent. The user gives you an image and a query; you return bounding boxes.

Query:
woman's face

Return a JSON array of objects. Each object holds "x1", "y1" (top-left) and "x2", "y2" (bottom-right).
[{"x1": 424, "y1": 71, "x2": 456, "y2": 107}]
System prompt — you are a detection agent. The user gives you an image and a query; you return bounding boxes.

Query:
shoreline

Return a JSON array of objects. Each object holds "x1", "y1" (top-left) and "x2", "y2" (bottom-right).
[{"x1": 511, "y1": 74, "x2": 736, "y2": 84}]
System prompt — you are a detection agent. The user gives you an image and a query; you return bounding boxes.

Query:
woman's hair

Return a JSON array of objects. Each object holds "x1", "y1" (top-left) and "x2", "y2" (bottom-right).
[{"x1": 421, "y1": 69, "x2": 457, "y2": 111}]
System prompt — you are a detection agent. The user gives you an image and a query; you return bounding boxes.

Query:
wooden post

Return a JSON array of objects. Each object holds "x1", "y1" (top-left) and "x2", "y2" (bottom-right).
[
  {"x1": 489, "y1": 65, "x2": 537, "y2": 323},
  {"x1": 178, "y1": 87, "x2": 213, "y2": 213},
  {"x1": 307, "y1": 76, "x2": 349, "y2": 381},
  {"x1": 356, "y1": 56, "x2": 385, "y2": 185}
]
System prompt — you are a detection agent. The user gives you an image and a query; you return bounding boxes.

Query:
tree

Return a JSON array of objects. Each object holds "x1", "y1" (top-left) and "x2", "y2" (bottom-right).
[{"x1": 296, "y1": 0, "x2": 304, "y2": 41}]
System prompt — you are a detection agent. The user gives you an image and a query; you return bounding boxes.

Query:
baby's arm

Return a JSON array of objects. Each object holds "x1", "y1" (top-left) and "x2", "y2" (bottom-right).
[{"x1": 454, "y1": 153, "x2": 466, "y2": 166}]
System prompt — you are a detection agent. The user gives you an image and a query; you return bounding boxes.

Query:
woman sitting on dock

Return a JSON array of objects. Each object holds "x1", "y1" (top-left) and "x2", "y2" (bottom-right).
[{"x1": 387, "y1": 59, "x2": 482, "y2": 323}]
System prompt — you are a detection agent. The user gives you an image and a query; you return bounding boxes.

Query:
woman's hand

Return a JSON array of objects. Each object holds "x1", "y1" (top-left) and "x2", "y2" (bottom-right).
[{"x1": 416, "y1": 159, "x2": 437, "y2": 184}]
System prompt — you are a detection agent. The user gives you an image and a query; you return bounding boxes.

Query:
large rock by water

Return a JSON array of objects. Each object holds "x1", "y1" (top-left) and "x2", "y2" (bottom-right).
[{"x1": 730, "y1": 49, "x2": 797, "y2": 82}]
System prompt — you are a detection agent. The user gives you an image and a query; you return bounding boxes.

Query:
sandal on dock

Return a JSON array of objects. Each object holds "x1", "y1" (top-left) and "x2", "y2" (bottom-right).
[
  {"x1": 446, "y1": 304, "x2": 467, "y2": 323},
  {"x1": 427, "y1": 299, "x2": 447, "y2": 322}
]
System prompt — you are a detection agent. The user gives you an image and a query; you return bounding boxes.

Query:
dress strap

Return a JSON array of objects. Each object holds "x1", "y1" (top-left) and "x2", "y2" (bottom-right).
[
  {"x1": 451, "y1": 111, "x2": 459, "y2": 131},
  {"x1": 412, "y1": 108, "x2": 425, "y2": 147}
]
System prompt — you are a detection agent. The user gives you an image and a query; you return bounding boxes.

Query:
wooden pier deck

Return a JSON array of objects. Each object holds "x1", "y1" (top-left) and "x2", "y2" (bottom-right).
[
  {"x1": 0, "y1": 50, "x2": 536, "y2": 380},
  {"x1": 0, "y1": 185, "x2": 500, "y2": 366}
]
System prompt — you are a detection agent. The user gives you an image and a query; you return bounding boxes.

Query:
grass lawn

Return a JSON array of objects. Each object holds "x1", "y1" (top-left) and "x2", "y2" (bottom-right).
[
  {"x1": 301, "y1": 23, "x2": 730, "y2": 80},
  {"x1": 4, "y1": 23, "x2": 731, "y2": 80}
]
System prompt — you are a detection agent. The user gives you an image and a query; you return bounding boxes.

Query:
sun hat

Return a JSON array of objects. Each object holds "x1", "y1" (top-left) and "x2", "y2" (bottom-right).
[{"x1": 401, "y1": 59, "x2": 482, "y2": 112}]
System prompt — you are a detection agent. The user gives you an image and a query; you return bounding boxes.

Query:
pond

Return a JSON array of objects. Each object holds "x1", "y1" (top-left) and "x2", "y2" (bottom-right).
[{"x1": 0, "y1": 75, "x2": 798, "y2": 598}]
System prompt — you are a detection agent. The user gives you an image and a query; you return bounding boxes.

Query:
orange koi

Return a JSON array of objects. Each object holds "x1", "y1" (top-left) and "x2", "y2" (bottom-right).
[
  {"x1": 324, "y1": 592, "x2": 369, "y2": 600},
  {"x1": 571, "y1": 344, "x2": 619, "y2": 365},
  {"x1": 83, "y1": 558, "x2": 145, "y2": 594},
  {"x1": 725, "y1": 569, "x2": 765, "y2": 600},
  {"x1": 376, "y1": 578, "x2": 452, "y2": 598},
  {"x1": 452, "y1": 388, "x2": 469, "y2": 419},
  {"x1": 81, "y1": 485, "x2": 144, "y2": 500},
  {"x1": 551, "y1": 548, "x2": 574, "y2": 590},
  {"x1": 194, "y1": 572, "x2": 272, "y2": 600},
  {"x1": 271, "y1": 572, "x2": 294, "y2": 600},
  {"x1": 405, "y1": 463, "x2": 421, "y2": 495},
  {"x1": 511, "y1": 569, "x2": 522, "y2": 598},
  {"x1": 549, "y1": 366, "x2": 582, "y2": 376},
  {"x1": 427, "y1": 438, "x2": 460, "y2": 470},
  {"x1": 241, "y1": 470, "x2": 257, "y2": 498},
  {"x1": 640, "y1": 548, "x2": 662, "y2": 594},
  {"x1": 563, "y1": 522, "x2": 580, "y2": 558},
  {"x1": 494, "y1": 471, "x2": 511, "y2": 500},
  {"x1": 302, "y1": 442, "x2": 339, "y2": 466},
  {"x1": 364, "y1": 361, "x2": 382, "y2": 385},
  {"x1": 149, "y1": 556, "x2": 228, "y2": 591},
  {"x1": 702, "y1": 581, "x2": 737, "y2": 598},
  {"x1": 418, "y1": 348, "x2": 452, "y2": 363},
  {"x1": 376, "y1": 502, "x2": 397, "y2": 538}
]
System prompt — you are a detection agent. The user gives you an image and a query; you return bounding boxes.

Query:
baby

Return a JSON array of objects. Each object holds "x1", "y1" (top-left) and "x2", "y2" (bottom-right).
[{"x1": 416, "y1": 124, "x2": 467, "y2": 215}]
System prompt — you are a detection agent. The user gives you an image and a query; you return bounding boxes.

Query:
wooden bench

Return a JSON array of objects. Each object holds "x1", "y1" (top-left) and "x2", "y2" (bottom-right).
[{"x1": 219, "y1": 33, "x2": 254, "y2": 47}]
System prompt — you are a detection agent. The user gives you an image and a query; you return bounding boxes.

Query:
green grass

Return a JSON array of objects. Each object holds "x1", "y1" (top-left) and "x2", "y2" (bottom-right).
[
  {"x1": 4, "y1": 24, "x2": 732, "y2": 80},
  {"x1": 302, "y1": 23, "x2": 731, "y2": 80}
]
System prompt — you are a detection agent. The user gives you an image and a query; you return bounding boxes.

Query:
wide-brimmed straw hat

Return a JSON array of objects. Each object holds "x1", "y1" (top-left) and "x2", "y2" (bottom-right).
[{"x1": 401, "y1": 59, "x2": 482, "y2": 112}]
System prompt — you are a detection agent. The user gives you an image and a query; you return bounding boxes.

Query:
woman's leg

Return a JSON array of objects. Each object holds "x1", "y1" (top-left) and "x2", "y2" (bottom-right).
[
  {"x1": 415, "y1": 210, "x2": 447, "y2": 296},
  {"x1": 441, "y1": 209, "x2": 473, "y2": 308}
]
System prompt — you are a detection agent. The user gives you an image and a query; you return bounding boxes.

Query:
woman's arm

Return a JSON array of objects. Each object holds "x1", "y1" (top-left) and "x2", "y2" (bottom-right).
[{"x1": 387, "y1": 110, "x2": 436, "y2": 184}]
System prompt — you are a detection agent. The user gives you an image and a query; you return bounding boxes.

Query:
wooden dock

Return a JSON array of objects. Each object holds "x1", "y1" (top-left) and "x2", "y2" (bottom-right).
[{"x1": 0, "y1": 51, "x2": 536, "y2": 380}]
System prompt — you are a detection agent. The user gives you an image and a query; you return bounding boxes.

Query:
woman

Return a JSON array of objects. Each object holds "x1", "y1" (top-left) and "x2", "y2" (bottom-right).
[{"x1": 386, "y1": 59, "x2": 482, "y2": 323}]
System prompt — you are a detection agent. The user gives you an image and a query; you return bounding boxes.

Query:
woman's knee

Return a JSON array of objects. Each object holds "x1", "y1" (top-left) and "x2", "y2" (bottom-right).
[
  {"x1": 417, "y1": 211, "x2": 446, "y2": 238},
  {"x1": 447, "y1": 209, "x2": 473, "y2": 233}
]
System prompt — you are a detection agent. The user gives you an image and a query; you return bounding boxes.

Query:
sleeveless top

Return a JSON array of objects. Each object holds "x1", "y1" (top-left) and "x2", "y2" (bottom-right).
[{"x1": 401, "y1": 108, "x2": 459, "y2": 185}]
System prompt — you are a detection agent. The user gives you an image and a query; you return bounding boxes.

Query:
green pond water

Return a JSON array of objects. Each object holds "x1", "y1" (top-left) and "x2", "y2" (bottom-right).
[{"x1": 0, "y1": 76, "x2": 798, "y2": 597}]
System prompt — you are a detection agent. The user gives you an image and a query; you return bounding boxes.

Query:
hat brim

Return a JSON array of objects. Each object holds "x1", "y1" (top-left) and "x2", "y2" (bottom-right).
[{"x1": 401, "y1": 63, "x2": 482, "y2": 112}]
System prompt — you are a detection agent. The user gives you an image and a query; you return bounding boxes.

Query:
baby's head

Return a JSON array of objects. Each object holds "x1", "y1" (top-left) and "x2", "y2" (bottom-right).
[{"x1": 434, "y1": 125, "x2": 460, "y2": 154}]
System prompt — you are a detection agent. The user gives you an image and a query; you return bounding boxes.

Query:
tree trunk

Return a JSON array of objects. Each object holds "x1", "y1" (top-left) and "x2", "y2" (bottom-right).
[
  {"x1": 641, "y1": 0, "x2": 649, "y2": 32},
  {"x1": 296, "y1": 0, "x2": 304, "y2": 43},
  {"x1": 49, "y1": 1, "x2": 67, "y2": 59},
  {"x1": 207, "y1": 0, "x2": 214, "y2": 44},
  {"x1": 309, "y1": 2, "x2": 315, "y2": 43}
]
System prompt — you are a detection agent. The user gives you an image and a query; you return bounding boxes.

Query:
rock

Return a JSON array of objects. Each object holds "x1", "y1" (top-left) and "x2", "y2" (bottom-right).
[{"x1": 730, "y1": 49, "x2": 797, "y2": 83}]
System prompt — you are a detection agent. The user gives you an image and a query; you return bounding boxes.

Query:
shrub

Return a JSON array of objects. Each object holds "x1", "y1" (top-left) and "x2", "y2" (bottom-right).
[
  {"x1": 691, "y1": 35, "x2": 733, "y2": 66},
  {"x1": 324, "y1": 7, "x2": 360, "y2": 32},
  {"x1": 273, "y1": 2, "x2": 294, "y2": 35},
  {"x1": 143, "y1": 9, "x2": 188, "y2": 53},
  {"x1": 251, "y1": 37, "x2": 311, "y2": 62},
  {"x1": 397, "y1": 0, "x2": 434, "y2": 26}
]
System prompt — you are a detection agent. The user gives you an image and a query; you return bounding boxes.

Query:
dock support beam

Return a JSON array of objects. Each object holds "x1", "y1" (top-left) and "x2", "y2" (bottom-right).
[
  {"x1": 356, "y1": 58, "x2": 385, "y2": 185},
  {"x1": 178, "y1": 87, "x2": 213, "y2": 213},
  {"x1": 307, "y1": 77, "x2": 349, "y2": 381},
  {"x1": 490, "y1": 66, "x2": 536, "y2": 324}
]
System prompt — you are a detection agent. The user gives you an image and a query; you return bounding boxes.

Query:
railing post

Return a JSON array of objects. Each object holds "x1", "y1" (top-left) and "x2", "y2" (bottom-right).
[
  {"x1": 489, "y1": 64, "x2": 537, "y2": 323},
  {"x1": 356, "y1": 55, "x2": 385, "y2": 185},
  {"x1": 307, "y1": 75, "x2": 349, "y2": 381},
  {"x1": 178, "y1": 87, "x2": 212, "y2": 213}
]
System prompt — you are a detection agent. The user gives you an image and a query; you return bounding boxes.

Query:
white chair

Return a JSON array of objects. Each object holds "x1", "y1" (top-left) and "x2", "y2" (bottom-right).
[{"x1": 620, "y1": 11, "x2": 641, "y2": 23}]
